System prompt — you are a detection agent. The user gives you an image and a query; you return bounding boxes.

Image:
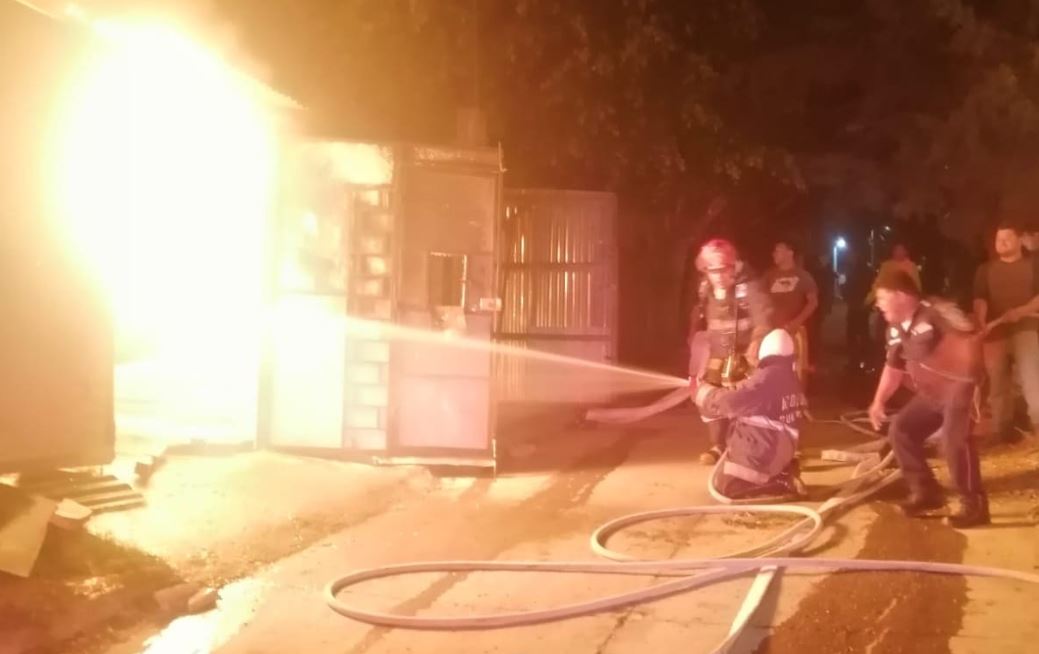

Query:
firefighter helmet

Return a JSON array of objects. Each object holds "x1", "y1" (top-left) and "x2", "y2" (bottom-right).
[
  {"x1": 695, "y1": 238, "x2": 738, "y2": 272},
  {"x1": 759, "y1": 329, "x2": 795, "y2": 359}
]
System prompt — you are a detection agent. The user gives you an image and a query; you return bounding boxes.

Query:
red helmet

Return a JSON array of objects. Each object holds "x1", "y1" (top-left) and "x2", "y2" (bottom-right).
[{"x1": 695, "y1": 238, "x2": 738, "y2": 272}]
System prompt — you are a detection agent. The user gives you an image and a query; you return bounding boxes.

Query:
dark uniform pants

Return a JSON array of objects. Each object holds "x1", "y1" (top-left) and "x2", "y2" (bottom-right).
[
  {"x1": 707, "y1": 418, "x2": 728, "y2": 450},
  {"x1": 716, "y1": 429, "x2": 797, "y2": 498},
  {"x1": 888, "y1": 384, "x2": 983, "y2": 498}
]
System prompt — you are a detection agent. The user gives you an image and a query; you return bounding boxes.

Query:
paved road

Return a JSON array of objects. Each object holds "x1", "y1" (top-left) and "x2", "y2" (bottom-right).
[{"x1": 101, "y1": 407, "x2": 1039, "y2": 654}]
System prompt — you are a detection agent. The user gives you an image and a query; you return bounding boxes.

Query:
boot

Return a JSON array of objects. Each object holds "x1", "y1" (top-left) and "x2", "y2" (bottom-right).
[
  {"x1": 724, "y1": 473, "x2": 800, "y2": 502},
  {"x1": 899, "y1": 486, "x2": 945, "y2": 517},
  {"x1": 944, "y1": 494, "x2": 991, "y2": 528},
  {"x1": 766, "y1": 471, "x2": 807, "y2": 500},
  {"x1": 784, "y1": 459, "x2": 809, "y2": 498},
  {"x1": 717, "y1": 476, "x2": 760, "y2": 500},
  {"x1": 699, "y1": 446, "x2": 722, "y2": 466}
]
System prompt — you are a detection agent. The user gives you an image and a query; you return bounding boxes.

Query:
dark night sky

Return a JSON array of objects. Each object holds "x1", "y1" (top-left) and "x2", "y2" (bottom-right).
[
  {"x1": 18, "y1": 0, "x2": 1039, "y2": 256},
  {"x1": 51, "y1": 1, "x2": 1039, "y2": 247},
  {"x1": 7, "y1": 0, "x2": 1034, "y2": 366}
]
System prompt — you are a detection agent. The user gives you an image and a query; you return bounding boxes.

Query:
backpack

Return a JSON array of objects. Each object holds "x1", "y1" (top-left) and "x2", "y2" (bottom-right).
[{"x1": 909, "y1": 299, "x2": 983, "y2": 395}]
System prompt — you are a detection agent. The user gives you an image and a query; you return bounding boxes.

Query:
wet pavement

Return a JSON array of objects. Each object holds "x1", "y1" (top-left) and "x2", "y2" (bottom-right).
[
  {"x1": 76, "y1": 404, "x2": 1038, "y2": 654},
  {"x1": 90, "y1": 450, "x2": 420, "y2": 587},
  {"x1": 5, "y1": 396, "x2": 1031, "y2": 654}
]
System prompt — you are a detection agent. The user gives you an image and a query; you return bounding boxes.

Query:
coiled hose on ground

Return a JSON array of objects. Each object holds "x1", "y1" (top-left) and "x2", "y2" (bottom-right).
[{"x1": 324, "y1": 409, "x2": 1039, "y2": 653}]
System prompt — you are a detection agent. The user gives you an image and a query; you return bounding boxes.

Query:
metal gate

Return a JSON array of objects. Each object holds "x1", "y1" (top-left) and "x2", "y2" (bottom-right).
[
  {"x1": 496, "y1": 189, "x2": 618, "y2": 403},
  {"x1": 388, "y1": 152, "x2": 501, "y2": 464},
  {"x1": 262, "y1": 141, "x2": 502, "y2": 467}
]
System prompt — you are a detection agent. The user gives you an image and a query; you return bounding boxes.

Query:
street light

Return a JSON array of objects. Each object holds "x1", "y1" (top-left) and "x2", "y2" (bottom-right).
[
  {"x1": 832, "y1": 237, "x2": 848, "y2": 296},
  {"x1": 832, "y1": 237, "x2": 847, "y2": 271}
]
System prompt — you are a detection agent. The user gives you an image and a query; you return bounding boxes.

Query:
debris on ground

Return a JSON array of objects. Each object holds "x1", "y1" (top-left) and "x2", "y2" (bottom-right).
[
  {"x1": 0, "y1": 484, "x2": 56, "y2": 577},
  {"x1": 187, "y1": 586, "x2": 220, "y2": 614},
  {"x1": 51, "y1": 498, "x2": 94, "y2": 531},
  {"x1": 154, "y1": 582, "x2": 201, "y2": 615},
  {"x1": 153, "y1": 582, "x2": 222, "y2": 615},
  {"x1": 0, "y1": 526, "x2": 180, "y2": 652}
]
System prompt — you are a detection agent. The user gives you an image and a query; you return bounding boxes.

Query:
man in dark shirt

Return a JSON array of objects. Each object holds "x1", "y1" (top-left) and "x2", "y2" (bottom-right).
[
  {"x1": 973, "y1": 225, "x2": 1039, "y2": 442},
  {"x1": 868, "y1": 269, "x2": 989, "y2": 528},
  {"x1": 764, "y1": 240, "x2": 818, "y2": 379}
]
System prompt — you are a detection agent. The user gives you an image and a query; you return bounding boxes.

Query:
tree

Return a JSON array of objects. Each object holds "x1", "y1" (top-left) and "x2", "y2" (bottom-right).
[
  {"x1": 91, "y1": 0, "x2": 1039, "y2": 362},
  {"x1": 209, "y1": 1, "x2": 803, "y2": 219},
  {"x1": 80, "y1": 0, "x2": 1039, "y2": 240}
]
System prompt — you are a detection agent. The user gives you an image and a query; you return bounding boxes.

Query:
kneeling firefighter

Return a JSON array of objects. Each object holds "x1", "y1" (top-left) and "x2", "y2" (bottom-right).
[
  {"x1": 692, "y1": 329, "x2": 808, "y2": 500},
  {"x1": 688, "y1": 239, "x2": 772, "y2": 466}
]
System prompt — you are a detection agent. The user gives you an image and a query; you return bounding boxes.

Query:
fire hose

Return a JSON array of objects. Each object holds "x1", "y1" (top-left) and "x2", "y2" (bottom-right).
[{"x1": 324, "y1": 412, "x2": 1039, "y2": 651}]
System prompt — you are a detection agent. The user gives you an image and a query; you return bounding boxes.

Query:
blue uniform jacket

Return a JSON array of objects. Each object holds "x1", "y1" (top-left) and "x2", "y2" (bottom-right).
[{"x1": 697, "y1": 354, "x2": 807, "y2": 481}]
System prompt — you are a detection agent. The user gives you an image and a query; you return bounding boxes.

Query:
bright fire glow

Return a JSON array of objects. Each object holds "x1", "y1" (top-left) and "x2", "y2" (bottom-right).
[{"x1": 54, "y1": 20, "x2": 279, "y2": 442}]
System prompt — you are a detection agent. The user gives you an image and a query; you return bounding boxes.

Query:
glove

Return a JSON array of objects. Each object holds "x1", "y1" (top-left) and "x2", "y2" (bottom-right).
[{"x1": 694, "y1": 382, "x2": 719, "y2": 409}]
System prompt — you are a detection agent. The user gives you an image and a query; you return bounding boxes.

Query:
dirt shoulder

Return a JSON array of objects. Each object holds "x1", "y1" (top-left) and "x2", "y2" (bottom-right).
[{"x1": 0, "y1": 451, "x2": 423, "y2": 654}]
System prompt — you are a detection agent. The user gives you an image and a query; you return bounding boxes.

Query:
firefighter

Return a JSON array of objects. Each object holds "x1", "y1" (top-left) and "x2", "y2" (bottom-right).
[
  {"x1": 868, "y1": 268, "x2": 989, "y2": 528},
  {"x1": 693, "y1": 328, "x2": 808, "y2": 499},
  {"x1": 689, "y1": 239, "x2": 772, "y2": 465}
]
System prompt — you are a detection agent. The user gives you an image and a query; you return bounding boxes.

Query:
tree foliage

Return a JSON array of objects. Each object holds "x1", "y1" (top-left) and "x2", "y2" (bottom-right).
[
  {"x1": 194, "y1": 0, "x2": 1039, "y2": 241},
  {"x1": 81, "y1": 0, "x2": 1039, "y2": 364}
]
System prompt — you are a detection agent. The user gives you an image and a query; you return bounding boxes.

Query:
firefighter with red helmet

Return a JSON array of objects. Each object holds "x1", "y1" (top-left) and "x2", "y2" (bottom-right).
[{"x1": 689, "y1": 239, "x2": 773, "y2": 465}]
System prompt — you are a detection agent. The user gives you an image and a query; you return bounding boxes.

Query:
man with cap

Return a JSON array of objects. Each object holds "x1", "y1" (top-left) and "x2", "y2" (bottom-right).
[
  {"x1": 688, "y1": 238, "x2": 773, "y2": 465},
  {"x1": 693, "y1": 328, "x2": 808, "y2": 499},
  {"x1": 868, "y1": 268, "x2": 989, "y2": 528}
]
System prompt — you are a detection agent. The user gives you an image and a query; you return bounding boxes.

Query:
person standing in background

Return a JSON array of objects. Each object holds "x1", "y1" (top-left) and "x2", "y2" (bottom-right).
[
  {"x1": 973, "y1": 224, "x2": 1039, "y2": 443},
  {"x1": 764, "y1": 240, "x2": 818, "y2": 380},
  {"x1": 805, "y1": 253, "x2": 835, "y2": 372},
  {"x1": 919, "y1": 217, "x2": 947, "y2": 295},
  {"x1": 842, "y1": 247, "x2": 873, "y2": 371},
  {"x1": 1021, "y1": 224, "x2": 1039, "y2": 256},
  {"x1": 869, "y1": 242, "x2": 921, "y2": 300}
]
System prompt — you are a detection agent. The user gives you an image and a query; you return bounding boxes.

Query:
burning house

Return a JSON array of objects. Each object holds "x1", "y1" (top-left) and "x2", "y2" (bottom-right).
[
  {"x1": 1, "y1": 0, "x2": 618, "y2": 473},
  {"x1": 1, "y1": 1, "x2": 113, "y2": 473}
]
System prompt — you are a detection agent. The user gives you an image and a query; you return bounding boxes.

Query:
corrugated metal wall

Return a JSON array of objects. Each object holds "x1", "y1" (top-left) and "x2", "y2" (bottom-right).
[{"x1": 496, "y1": 189, "x2": 617, "y2": 402}]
